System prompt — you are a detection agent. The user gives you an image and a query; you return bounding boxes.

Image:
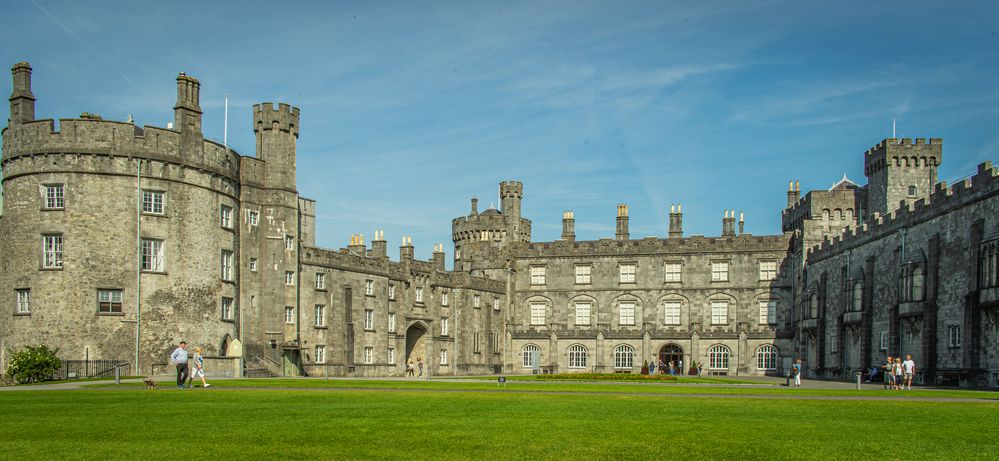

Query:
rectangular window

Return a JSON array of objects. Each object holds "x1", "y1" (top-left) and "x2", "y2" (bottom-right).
[
  {"x1": 441, "y1": 317, "x2": 449, "y2": 336},
  {"x1": 388, "y1": 348, "x2": 395, "y2": 364},
  {"x1": 220, "y1": 205, "x2": 233, "y2": 229},
  {"x1": 42, "y1": 235, "x2": 63, "y2": 269},
  {"x1": 142, "y1": 239, "x2": 165, "y2": 272},
  {"x1": 285, "y1": 307, "x2": 294, "y2": 324},
  {"x1": 759, "y1": 300, "x2": 777, "y2": 325},
  {"x1": 249, "y1": 258, "x2": 258, "y2": 272},
  {"x1": 15, "y1": 289, "x2": 30, "y2": 314},
  {"x1": 365, "y1": 280, "x2": 374, "y2": 296},
  {"x1": 44, "y1": 184, "x2": 64, "y2": 209},
  {"x1": 530, "y1": 303, "x2": 545, "y2": 326},
  {"x1": 879, "y1": 331, "x2": 889, "y2": 351},
  {"x1": 759, "y1": 260, "x2": 778, "y2": 280},
  {"x1": 712, "y1": 262, "x2": 729, "y2": 282},
  {"x1": 285, "y1": 236, "x2": 294, "y2": 251},
  {"x1": 285, "y1": 271, "x2": 294, "y2": 285},
  {"x1": 141, "y1": 190, "x2": 164, "y2": 214},
  {"x1": 247, "y1": 210, "x2": 259, "y2": 226},
  {"x1": 364, "y1": 309, "x2": 374, "y2": 330},
  {"x1": 491, "y1": 332, "x2": 499, "y2": 353},
  {"x1": 415, "y1": 287, "x2": 424, "y2": 303},
  {"x1": 664, "y1": 262, "x2": 682, "y2": 282},
  {"x1": 575, "y1": 303, "x2": 591, "y2": 325},
  {"x1": 315, "y1": 345, "x2": 326, "y2": 363},
  {"x1": 530, "y1": 266, "x2": 546, "y2": 285},
  {"x1": 315, "y1": 273, "x2": 326, "y2": 290},
  {"x1": 221, "y1": 297, "x2": 234, "y2": 320},
  {"x1": 493, "y1": 296, "x2": 501, "y2": 311},
  {"x1": 363, "y1": 347, "x2": 373, "y2": 364},
  {"x1": 619, "y1": 264, "x2": 636, "y2": 283},
  {"x1": 948, "y1": 325, "x2": 962, "y2": 348},
  {"x1": 219, "y1": 250, "x2": 233, "y2": 281},
  {"x1": 388, "y1": 313, "x2": 396, "y2": 333},
  {"x1": 98, "y1": 289, "x2": 123, "y2": 314},
  {"x1": 575, "y1": 265, "x2": 591, "y2": 284},
  {"x1": 473, "y1": 332, "x2": 481, "y2": 353},
  {"x1": 441, "y1": 291, "x2": 448, "y2": 306},
  {"x1": 619, "y1": 302, "x2": 636, "y2": 325},
  {"x1": 388, "y1": 284, "x2": 396, "y2": 300},
  {"x1": 314, "y1": 304, "x2": 325, "y2": 327},
  {"x1": 663, "y1": 301, "x2": 681, "y2": 325},
  {"x1": 830, "y1": 332, "x2": 838, "y2": 353},
  {"x1": 473, "y1": 294, "x2": 481, "y2": 308},
  {"x1": 711, "y1": 300, "x2": 728, "y2": 324},
  {"x1": 439, "y1": 349, "x2": 448, "y2": 365}
]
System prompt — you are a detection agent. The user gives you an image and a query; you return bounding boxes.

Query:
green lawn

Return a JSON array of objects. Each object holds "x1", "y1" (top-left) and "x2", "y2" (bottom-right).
[{"x1": 1, "y1": 383, "x2": 996, "y2": 460}]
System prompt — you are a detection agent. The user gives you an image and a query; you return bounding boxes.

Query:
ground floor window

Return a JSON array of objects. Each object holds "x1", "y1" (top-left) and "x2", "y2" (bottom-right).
[
  {"x1": 439, "y1": 349, "x2": 448, "y2": 365},
  {"x1": 522, "y1": 344, "x2": 540, "y2": 368},
  {"x1": 613, "y1": 344, "x2": 634, "y2": 369},
  {"x1": 567, "y1": 344, "x2": 587, "y2": 369},
  {"x1": 363, "y1": 347, "x2": 373, "y2": 364},
  {"x1": 756, "y1": 344, "x2": 778, "y2": 370},
  {"x1": 708, "y1": 344, "x2": 730, "y2": 370},
  {"x1": 315, "y1": 345, "x2": 326, "y2": 363}
]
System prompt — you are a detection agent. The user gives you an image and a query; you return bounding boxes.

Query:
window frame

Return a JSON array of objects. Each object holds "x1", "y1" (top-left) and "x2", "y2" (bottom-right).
[
  {"x1": 574, "y1": 302, "x2": 591, "y2": 326},
  {"x1": 15, "y1": 289, "x2": 31, "y2": 314},
  {"x1": 388, "y1": 313, "x2": 396, "y2": 333},
  {"x1": 711, "y1": 261, "x2": 729, "y2": 282},
  {"x1": 618, "y1": 302, "x2": 636, "y2": 326},
  {"x1": 141, "y1": 239, "x2": 165, "y2": 273},
  {"x1": 141, "y1": 189, "x2": 165, "y2": 215},
  {"x1": 530, "y1": 266, "x2": 546, "y2": 285},
  {"x1": 364, "y1": 309, "x2": 374, "y2": 330},
  {"x1": 314, "y1": 304, "x2": 325, "y2": 327},
  {"x1": 221, "y1": 297, "x2": 234, "y2": 320},
  {"x1": 97, "y1": 289, "x2": 123, "y2": 314},
  {"x1": 441, "y1": 317, "x2": 449, "y2": 336},
  {"x1": 948, "y1": 325, "x2": 962, "y2": 348},
  {"x1": 220, "y1": 204, "x2": 233, "y2": 229},
  {"x1": 43, "y1": 183, "x2": 65, "y2": 210},
  {"x1": 365, "y1": 280, "x2": 374, "y2": 296},
  {"x1": 759, "y1": 299, "x2": 777, "y2": 325},
  {"x1": 220, "y1": 250, "x2": 234, "y2": 281},
  {"x1": 529, "y1": 303, "x2": 546, "y2": 326},
  {"x1": 315, "y1": 345, "x2": 326, "y2": 363},
  {"x1": 439, "y1": 348, "x2": 448, "y2": 365},
  {"x1": 663, "y1": 300, "x2": 681, "y2": 325},
  {"x1": 42, "y1": 234, "x2": 64, "y2": 269},
  {"x1": 619, "y1": 263, "x2": 637, "y2": 284},
  {"x1": 315, "y1": 273, "x2": 326, "y2": 290},
  {"x1": 664, "y1": 262, "x2": 682, "y2": 283},
  {"x1": 759, "y1": 260, "x2": 777, "y2": 281},
  {"x1": 247, "y1": 209, "x2": 260, "y2": 226},
  {"x1": 567, "y1": 344, "x2": 587, "y2": 369},
  {"x1": 708, "y1": 344, "x2": 730, "y2": 370},
  {"x1": 284, "y1": 306, "x2": 295, "y2": 324},
  {"x1": 522, "y1": 344, "x2": 541, "y2": 368},
  {"x1": 613, "y1": 344, "x2": 635, "y2": 369},
  {"x1": 574, "y1": 264, "x2": 591, "y2": 284},
  {"x1": 756, "y1": 344, "x2": 778, "y2": 370},
  {"x1": 285, "y1": 271, "x2": 295, "y2": 286},
  {"x1": 363, "y1": 347, "x2": 373, "y2": 364},
  {"x1": 710, "y1": 300, "x2": 728, "y2": 325}
]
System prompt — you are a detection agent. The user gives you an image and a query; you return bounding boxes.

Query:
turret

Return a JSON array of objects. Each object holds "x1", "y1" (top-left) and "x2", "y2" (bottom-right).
[
  {"x1": 253, "y1": 102, "x2": 300, "y2": 190},
  {"x1": 561, "y1": 210, "x2": 575, "y2": 241},
  {"x1": 668, "y1": 204, "x2": 683, "y2": 239},
  {"x1": 786, "y1": 180, "x2": 800, "y2": 208},
  {"x1": 173, "y1": 72, "x2": 202, "y2": 134},
  {"x1": 864, "y1": 138, "x2": 942, "y2": 216},
  {"x1": 9, "y1": 62, "x2": 35, "y2": 124},
  {"x1": 615, "y1": 204, "x2": 629, "y2": 241},
  {"x1": 499, "y1": 181, "x2": 522, "y2": 221}
]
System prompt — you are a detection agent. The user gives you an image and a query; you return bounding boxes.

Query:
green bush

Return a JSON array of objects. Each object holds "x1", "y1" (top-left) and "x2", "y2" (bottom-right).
[{"x1": 7, "y1": 345, "x2": 61, "y2": 384}]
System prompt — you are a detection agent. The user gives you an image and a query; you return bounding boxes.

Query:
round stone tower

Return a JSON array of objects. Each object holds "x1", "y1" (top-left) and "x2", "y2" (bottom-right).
[{"x1": 452, "y1": 181, "x2": 531, "y2": 278}]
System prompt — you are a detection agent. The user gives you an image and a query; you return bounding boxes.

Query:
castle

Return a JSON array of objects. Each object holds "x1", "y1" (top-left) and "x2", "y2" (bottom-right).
[{"x1": 2, "y1": 63, "x2": 997, "y2": 387}]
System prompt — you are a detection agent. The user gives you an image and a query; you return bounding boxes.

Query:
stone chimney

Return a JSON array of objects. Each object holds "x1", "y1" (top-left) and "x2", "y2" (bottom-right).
[
  {"x1": 431, "y1": 243, "x2": 446, "y2": 272},
  {"x1": 9, "y1": 62, "x2": 35, "y2": 124},
  {"x1": 348, "y1": 234, "x2": 366, "y2": 255},
  {"x1": 561, "y1": 210, "x2": 575, "y2": 241},
  {"x1": 371, "y1": 230, "x2": 387, "y2": 258},
  {"x1": 722, "y1": 210, "x2": 736, "y2": 237},
  {"x1": 400, "y1": 236, "x2": 414, "y2": 262},
  {"x1": 787, "y1": 180, "x2": 801, "y2": 208},
  {"x1": 615, "y1": 204, "x2": 629, "y2": 241},
  {"x1": 738, "y1": 211, "x2": 745, "y2": 235},
  {"x1": 173, "y1": 72, "x2": 202, "y2": 134},
  {"x1": 470, "y1": 197, "x2": 478, "y2": 216},
  {"x1": 668, "y1": 204, "x2": 683, "y2": 239}
]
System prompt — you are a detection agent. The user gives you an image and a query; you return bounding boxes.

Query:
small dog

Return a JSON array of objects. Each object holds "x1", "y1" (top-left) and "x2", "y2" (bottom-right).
[{"x1": 143, "y1": 377, "x2": 158, "y2": 389}]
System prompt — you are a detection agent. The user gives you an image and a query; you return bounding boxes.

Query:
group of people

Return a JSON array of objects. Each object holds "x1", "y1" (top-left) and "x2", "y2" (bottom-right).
[
  {"x1": 873, "y1": 354, "x2": 917, "y2": 390},
  {"x1": 405, "y1": 358, "x2": 425, "y2": 378},
  {"x1": 649, "y1": 359, "x2": 683, "y2": 376},
  {"x1": 170, "y1": 341, "x2": 212, "y2": 389}
]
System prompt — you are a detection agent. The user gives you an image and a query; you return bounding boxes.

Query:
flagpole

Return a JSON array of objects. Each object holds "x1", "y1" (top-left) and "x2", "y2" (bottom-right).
[{"x1": 223, "y1": 93, "x2": 229, "y2": 149}]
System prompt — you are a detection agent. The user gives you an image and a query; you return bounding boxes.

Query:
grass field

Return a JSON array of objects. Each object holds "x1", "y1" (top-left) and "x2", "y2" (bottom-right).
[{"x1": 2, "y1": 381, "x2": 997, "y2": 460}]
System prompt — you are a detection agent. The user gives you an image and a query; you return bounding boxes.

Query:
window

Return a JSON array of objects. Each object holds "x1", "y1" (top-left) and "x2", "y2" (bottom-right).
[
  {"x1": 285, "y1": 236, "x2": 294, "y2": 251},
  {"x1": 314, "y1": 305, "x2": 325, "y2": 327},
  {"x1": 851, "y1": 282, "x2": 863, "y2": 311},
  {"x1": 879, "y1": 331, "x2": 889, "y2": 351},
  {"x1": 220, "y1": 205, "x2": 233, "y2": 228},
  {"x1": 619, "y1": 302, "x2": 636, "y2": 325},
  {"x1": 247, "y1": 210, "x2": 259, "y2": 226},
  {"x1": 98, "y1": 289, "x2": 123, "y2": 313},
  {"x1": 759, "y1": 260, "x2": 777, "y2": 280},
  {"x1": 619, "y1": 263, "x2": 636, "y2": 283},
  {"x1": 708, "y1": 345, "x2": 730, "y2": 369},
  {"x1": 388, "y1": 284, "x2": 396, "y2": 300},
  {"x1": 249, "y1": 258, "x2": 258, "y2": 272},
  {"x1": 141, "y1": 190, "x2": 164, "y2": 214},
  {"x1": 455, "y1": 247, "x2": 461, "y2": 259},
  {"x1": 574, "y1": 303, "x2": 591, "y2": 325},
  {"x1": 441, "y1": 317, "x2": 449, "y2": 336},
  {"x1": 365, "y1": 280, "x2": 374, "y2": 296},
  {"x1": 567, "y1": 344, "x2": 587, "y2": 369},
  {"x1": 473, "y1": 294, "x2": 481, "y2": 308},
  {"x1": 522, "y1": 344, "x2": 540, "y2": 368},
  {"x1": 473, "y1": 331, "x2": 481, "y2": 353},
  {"x1": 440, "y1": 349, "x2": 448, "y2": 365},
  {"x1": 15, "y1": 289, "x2": 30, "y2": 314},
  {"x1": 364, "y1": 347, "x2": 373, "y2": 364},
  {"x1": 529, "y1": 303, "x2": 546, "y2": 326},
  {"x1": 711, "y1": 262, "x2": 729, "y2": 282},
  {"x1": 42, "y1": 235, "x2": 63, "y2": 269},
  {"x1": 711, "y1": 300, "x2": 728, "y2": 325},
  {"x1": 830, "y1": 332, "x2": 838, "y2": 353},
  {"x1": 911, "y1": 266, "x2": 925, "y2": 302},
  {"x1": 315, "y1": 273, "x2": 326, "y2": 290},
  {"x1": 980, "y1": 241, "x2": 998, "y2": 288},
  {"x1": 613, "y1": 344, "x2": 634, "y2": 369},
  {"x1": 663, "y1": 301, "x2": 681, "y2": 325},
  {"x1": 416, "y1": 287, "x2": 424, "y2": 303},
  {"x1": 759, "y1": 299, "x2": 777, "y2": 325},
  {"x1": 530, "y1": 266, "x2": 546, "y2": 285},
  {"x1": 388, "y1": 313, "x2": 396, "y2": 333},
  {"x1": 948, "y1": 325, "x2": 962, "y2": 348},
  {"x1": 809, "y1": 293, "x2": 819, "y2": 319},
  {"x1": 575, "y1": 265, "x2": 591, "y2": 284},
  {"x1": 364, "y1": 310, "x2": 374, "y2": 330},
  {"x1": 908, "y1": 185, "x2": 917, "y2": 197},
  {"x1": 664, "y1": 262, "x2": 682, "y2": 282},
  {"x1": 44, "y1": 184, "x2": 64, "y2": 209},
  {"x1": 388, "y1": 348, "x2": 395, "y2": 364},
  {"x1": 221, "y1": 297, "x2": 234, "y2": 320},
  {"x1": 285, "y1": 307, "x2": 294, "y2": 324},
  {"x1": 315, "y1": 345, "x2": 326, "y2": 363},
  {"x1": 220, "y1": 250, "x2": 233, "y2": 281},
  {"x1": 756, "y1": 345, "x2": 778, "y2": 370},
  {"x1": 491, "y1": 332, "x2": 500, "y2": 353},
  {"x1": 441, "y1": 291, "x2": 448, "y2": 306},
  {"x1": 141, "y1": 239, "x2": 165, "y2": 272},
  {"x1": 285, "y1": 271, "x2": 294, "y2": 285},
  {"x1": 493, "y1": 296, "x2": 501, "y2": 311}
]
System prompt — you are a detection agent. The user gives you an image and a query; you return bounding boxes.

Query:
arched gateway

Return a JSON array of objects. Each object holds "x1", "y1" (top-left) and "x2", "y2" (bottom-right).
[
  {"x1": 404, "y1": 322, "x2": 430, "y2": 368},
  {"x1": 658, "y1": 344, "x2": 683, "y2": 373}
]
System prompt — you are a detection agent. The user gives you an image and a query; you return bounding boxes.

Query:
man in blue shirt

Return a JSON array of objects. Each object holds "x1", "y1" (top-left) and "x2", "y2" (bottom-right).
[{"x1": 170, "y1": 341, "x2": 190, "y2": 389}]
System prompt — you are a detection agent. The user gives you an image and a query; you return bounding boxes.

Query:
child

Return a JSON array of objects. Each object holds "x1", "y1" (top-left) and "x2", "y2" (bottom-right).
[{"x1": 189, "y1": 347, "x2": 212, "y2": 388}]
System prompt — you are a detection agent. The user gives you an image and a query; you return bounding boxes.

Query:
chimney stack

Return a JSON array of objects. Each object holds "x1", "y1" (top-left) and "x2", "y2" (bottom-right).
[
  {"x1": 371, "y1": 230, "x2": 387, "y2": 258},
  {"x1": 615, "y1": 204, "x2": 629, "y2": 241},
  {"x1": 173, "y1": 72, "x2": 202, "y2": 134},
  {"x1": 787, "y1": 180, "x2": 801, "y2": 208},
  {"x1": 9, "y1": 62, "x2": 35, "y2": 123},
  {"x1": 470, "y1": 197, "x2": 478, "y2": 216},
  {"x1": 668, "y1": 204, "x2": 684, "y2": 239},
  {"x1": 561, "y1": 210, "x2": 575, "y2": 241},
  {"x1": 722, "y1": 210, "x2": 736, "y2": 237},
  {"x1": 738, "y1": 211, "x2": 745, "y2": 235},
  {"x1": 400, "y1": 236, "x2": 414, "y2": 262},
  {"x1": 348, "y1": 234, "x2": 366, "y2": 255},
  {"x1": 431, "y1": 243, "x2": 446, "y2": 272}
]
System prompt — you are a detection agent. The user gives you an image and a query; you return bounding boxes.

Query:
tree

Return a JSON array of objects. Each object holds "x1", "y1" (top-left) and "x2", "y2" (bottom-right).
[{"x1": 7, "y1": 345, "x2": 61, "y2": 384}]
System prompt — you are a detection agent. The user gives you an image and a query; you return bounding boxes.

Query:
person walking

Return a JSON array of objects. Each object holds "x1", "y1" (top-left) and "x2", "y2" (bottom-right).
[
  {"x1": 893, "y1": 357, "x2": 904, "y2": 390},
  {"x1": 792, "y1": 359, "x2": 802, "y2": 387},
  {"x1": 417, "y1": 357, "x2": 424, "y2": 377},
  {"x1": 883, "y1": 356, "x2": 894, "y2": 390},
  {"x1": 902, "y1": 355, "x2": 916, "y2": 390},
  {"x1": 171, "y1": 341, "x2": 190, "y2": 390},
  {"x1": 189, "y1": 347, "x2": 212, "y2": 388},
  {"x1": 648, "y1": 358, "x2": 657, "y2": 375}
]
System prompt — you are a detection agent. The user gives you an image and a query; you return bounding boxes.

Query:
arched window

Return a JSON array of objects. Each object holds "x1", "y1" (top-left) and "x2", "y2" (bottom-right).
[
  {"x1": 522, "y1": 344, "x2": 540, "y2": 368},
  {"x1": 852, "y1": 282, "x2": 863, "y2": 312},
  {"x1": 908, "y1": 185, "x2": 917, "y2": 197},
  {"x1": 613, "y1": 345, "x2": 635, "y2": 369},
  {"x1": 567, "y1": 344, "x2": 587, "y2": 369},
  {"x1": 708, "y1": 344, "x2": 730, "y2": 370},
  {"x1": 911, "y1": 266, "x2": 924, "y2": 301},
  {"x1": 756, "y1": 344, "x2": 778, "y2": 370}
]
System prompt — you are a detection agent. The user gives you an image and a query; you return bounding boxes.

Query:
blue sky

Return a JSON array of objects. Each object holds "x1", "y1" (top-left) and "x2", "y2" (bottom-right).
[{"x1": 2, "y1": 1, "x2": 997, "y2": 264}]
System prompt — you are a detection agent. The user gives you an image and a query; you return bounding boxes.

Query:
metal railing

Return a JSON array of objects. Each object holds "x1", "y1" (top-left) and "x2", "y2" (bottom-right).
[{"x1": 56, "y1": 359, "x2": 131, "y2": 380}]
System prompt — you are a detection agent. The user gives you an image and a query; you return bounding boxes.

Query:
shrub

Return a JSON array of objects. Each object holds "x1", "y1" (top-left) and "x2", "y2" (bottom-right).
[{"x1": 7, "y1": 345, "x2": 61, "y2": 384}]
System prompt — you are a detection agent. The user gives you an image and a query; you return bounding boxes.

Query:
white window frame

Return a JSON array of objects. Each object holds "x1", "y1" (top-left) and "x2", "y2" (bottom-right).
[
  {"x1": 416, "y1": 287, "x2": 424, "y2": 303},
  {"x1": 315, "y1": 273, "x2": 326, "y2": 290},
  {"x1": 441, "y1": 291, "x2": 448, "y2": 306},
  {"x1": 388, "y1": 284, "x2": 396, "y2": 300},
  {"x1": 141, "y1": 190, "x2": 164, "y2": 214},
  {"x1": 388, "y1": 313, "x2": 396, "y2": 333},
  {"x1": 285, "y1": 235, "x2": 294, "y2": 251},
  {"x1": 473, "y1": 294, "x2": 481, "y2": 308},
  {"x1": 529, "y1": 303, "x2": 546, "y2": 326},
  {"x1": 285, "y1": 271, "x2": 294, "y2": 285},
  {"x1": 249, "y1": 258, "x2": 258, "y2": 272},
  {"x1": 141, "y1": 239, "x2": 165, "y2": 272},
  {"x1": 756, "y1": 344, "x2": 777, "y2": 370},
  {"x1": 221, "y1": 297, "x2": 234, "y2": 320},
  {"x1": 493, "y1": 296, "x2": 501, "y2": 311},
  {"x1": 365, "y1": 280, "x2": 374, "y2": 296},
  {"x1": 314, "y1": 304, "x2": 325, "y2": 327},
  {"x1": 530, "y1": 266, "x2": 546, "y2": 285},
  {"x1": 220, "y1": 250, "x2": 234, "y2": 281},
  {"x1": 663, "y1": 300, "x2": 681, "y2": 325},
  {"x1": 284, "y1": 306, "x2": 294, "y2": 324},
  {"x1": 364, "y1": 347, "x2": 373, "y2": 364},
  {"x1": 708, "y1": 344, "x2": 730, "y2": 370},
  {"x1": 315, "y1": 345, "x2": 326, "y2": 363},
  {"x1": 664, "y1": 262, "x2": 682, "y2": 283},
  {"x1": 759, "y1": 260, "x2": 777, "y2": 281},
  {"x1": 441, "y1": 317, "x2": 449, "y2": 336},
  {"x1": 613, "y1": 345, "x2": 634, "y2": 369},
  {"x1": 712, "y1": 261, "x2": 729, "y2": 282},
  {"x1": 574, "y1": 302, "x2": 591, "y2": 326},
  {"x1": 759, "y1": 299, "x2": 777, "y2": 325},
  {"x1": 522, "y1": 344, "x2": 540, "y2": 368},
  {"x1": 248, "y1": 210, "x2": 260, "y2": 226},
  {"x1": 44, "y1": 184, "x2": 64, "y2": 209},
  {"x1": 711, "y1": 300, "x2": 728, "y2": 325},
  {"x1": 16, "y1": 289, "x2": 30, "y2": 314},
  {"x1": 98, "y1": 289, "x2": 123, "y2": 313},
  {"x1": 575, "y1": 265, "x2": 591, "y2": 284},
  {"x1": 220, "y1": 205, "x2": 233, "y2": 229},
  {"x1": 879, "y1": 331, "x2": 889, "y2": 351},
  {"x1": 619, "y1": 263, "x2": 636, "y2": 283},
  {"x1": 42, "y1": 234, "x2": 63, "y2": 269},
  {"x1": 364, "y1": 309, "x2": 374, "y2": 330},
  {"x1": 567, "y1": 344, "x2": 587, "y2": 369},
  {"x1": 948, "y1": 325, "x2": 962, "y2": 348},
  {"x1": 439, "y1": 349, "x2": 448, "y2": 365},
  {"x1": 618, "y1": 302, "x2": 636, "y2": 325}
]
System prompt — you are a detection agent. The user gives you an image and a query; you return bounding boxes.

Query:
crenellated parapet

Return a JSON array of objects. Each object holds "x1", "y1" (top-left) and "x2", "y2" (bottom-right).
[
  {"x1": 513, "y1": 233, "x2": 790, "y2": 259},
  {"x1": 253, "y1": 102, "x2": 300, "y2": 138},
  {"x1": 864, "y1": 138, "x2": 942, "y2": 176}
]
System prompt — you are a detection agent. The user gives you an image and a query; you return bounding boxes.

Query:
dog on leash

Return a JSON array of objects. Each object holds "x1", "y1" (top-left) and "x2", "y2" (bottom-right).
[{"x1": 143, "y1": 377, "x2": 158, "y2": 389}]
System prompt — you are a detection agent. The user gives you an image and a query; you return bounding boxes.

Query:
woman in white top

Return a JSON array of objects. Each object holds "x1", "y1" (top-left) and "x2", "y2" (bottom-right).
[{"x1": 190, "y1": 347, "x2": 212, "y2": 388}]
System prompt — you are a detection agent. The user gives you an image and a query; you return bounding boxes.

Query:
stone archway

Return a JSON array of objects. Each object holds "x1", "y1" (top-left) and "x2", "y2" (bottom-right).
[
  {"x1": 658, "y1": 344, "x2": 683, "y2": 374},
  {"x1": 404, "y1": 322, "x2": 429, "y2": 372}
]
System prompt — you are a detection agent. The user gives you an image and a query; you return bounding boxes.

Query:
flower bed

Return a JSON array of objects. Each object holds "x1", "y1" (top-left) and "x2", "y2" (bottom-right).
[{"x1": 535, "y1": 373, "x2": 679, "y2": 382}]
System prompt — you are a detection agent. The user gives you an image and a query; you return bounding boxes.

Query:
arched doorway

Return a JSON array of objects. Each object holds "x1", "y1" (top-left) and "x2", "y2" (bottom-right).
[
  {"x1": 404, "y1": 322, "x2": 429, "y2": 369},
  {"x1": 658, "y1": 344, "x2": 683, "y2": 374}
]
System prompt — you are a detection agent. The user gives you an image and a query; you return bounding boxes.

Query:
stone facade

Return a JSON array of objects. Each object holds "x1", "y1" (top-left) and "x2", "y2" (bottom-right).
[{"x1": 2, "y1": 63, "x2": 996, "y2": 386}]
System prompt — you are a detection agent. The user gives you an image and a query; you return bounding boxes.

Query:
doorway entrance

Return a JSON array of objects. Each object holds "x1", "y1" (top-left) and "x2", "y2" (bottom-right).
[
  {"x1": 658, "y1": 344, "x2": 683, "y2": 374},
  {"x1": 405, "y1": 323, "x2": 429, "y2": 372}
]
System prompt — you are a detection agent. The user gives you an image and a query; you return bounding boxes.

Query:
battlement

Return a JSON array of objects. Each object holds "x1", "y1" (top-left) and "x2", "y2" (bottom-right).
[
  {"x1": 517, "y1": 233, "x2": 790, "y2": 258},
  {"x1": 253, "y1": 102, "x2": 300, "y2": 138},
  {"x1": 864, "y1": 138, "x2": 942, "y2": 175},
  {"x1": 808, "y1": 161, "x2": 999, "y2": 262},
  {"x1": 499, "y1": 180, "x2": 523, "y2": 198}
]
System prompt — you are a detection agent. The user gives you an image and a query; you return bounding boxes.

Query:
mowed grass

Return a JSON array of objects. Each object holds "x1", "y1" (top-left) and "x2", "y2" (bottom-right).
[{"x1": 2, "y1": 385, "x2": 997, "y2": 460}]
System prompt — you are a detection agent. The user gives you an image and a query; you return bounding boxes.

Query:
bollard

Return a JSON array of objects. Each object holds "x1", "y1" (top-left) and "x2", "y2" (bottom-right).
[
  {"x1": 855, "y1": 372, "x2": 862, "y2": 390},
  {"x1": 786, "y1": 371, "x2": 791, "y2": 387},
  {"x1": 115, "y1": 366, "x2": 121, "y2": 385}
]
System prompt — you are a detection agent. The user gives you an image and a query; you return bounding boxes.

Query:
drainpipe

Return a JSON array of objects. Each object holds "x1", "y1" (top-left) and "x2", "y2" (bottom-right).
[
  {"x1": 135, "y1": 159, "x2": 142, "y2": 374},
  {"x1": 898, "y1": 228, "x2": 907, "y2": 357}
]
